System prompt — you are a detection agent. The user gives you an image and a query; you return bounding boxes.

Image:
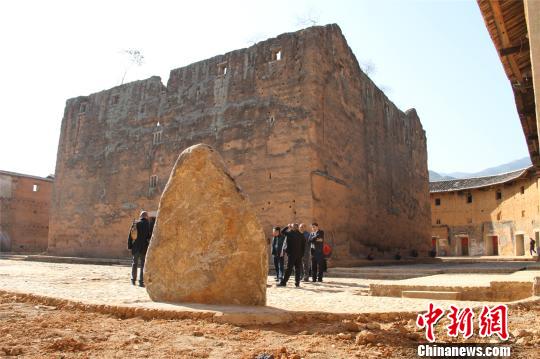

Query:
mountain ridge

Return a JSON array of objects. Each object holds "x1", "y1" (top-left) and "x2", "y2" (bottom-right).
[{"x1": 429, "y1": 157, "x2": 532, "y2": 182}]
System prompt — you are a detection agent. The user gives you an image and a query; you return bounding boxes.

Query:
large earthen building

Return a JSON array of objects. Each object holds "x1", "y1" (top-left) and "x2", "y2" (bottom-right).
[{"x1": 48, "y1": 24, "x2": 431, "y2": 264}]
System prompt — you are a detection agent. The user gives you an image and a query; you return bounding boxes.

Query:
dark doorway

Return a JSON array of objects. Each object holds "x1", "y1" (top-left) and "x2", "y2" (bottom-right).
[
  {"x1": 516, "y1": 234, "x2": 525, "y2": 256},
  {"x1": 461, "y1": 237, "x2": 469, "y2": 256},
  {"x1": 491, "y1": 236, "x2": 499, "y2": 256}
]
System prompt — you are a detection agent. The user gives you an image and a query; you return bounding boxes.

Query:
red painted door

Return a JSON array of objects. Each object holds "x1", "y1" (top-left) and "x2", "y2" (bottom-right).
[
  {"x1": 492, "y1": 236, "x2": 498, "y2": 256},
  {"x1": 461, "y1": 237, "x2": 469, "y2": 256}
]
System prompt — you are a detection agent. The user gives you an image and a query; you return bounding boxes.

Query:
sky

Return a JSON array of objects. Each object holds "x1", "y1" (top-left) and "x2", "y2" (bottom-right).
[{"x1": 0, "y1": 0, "x2": 529, "y2": 177}]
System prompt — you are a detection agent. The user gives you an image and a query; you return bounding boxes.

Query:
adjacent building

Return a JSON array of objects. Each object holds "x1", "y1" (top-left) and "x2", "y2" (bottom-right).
[
  {"x1": 0, "y1": 170, "x2": 53, "y2": 253},
  {"x1": 430, "y1": 166, "x2": 539, "y2": 256},
  {"x1": 48, "y1": 24, "x2": 431, "y2": 263}
]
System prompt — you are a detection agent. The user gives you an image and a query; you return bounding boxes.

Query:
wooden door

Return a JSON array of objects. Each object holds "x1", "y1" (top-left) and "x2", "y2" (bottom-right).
[
  {"x1": 492, "y1": 236, "x2": 498, "y2": 256},
  {"x1": 461, "y1": 237, "x2": 469, "y2": 256}
]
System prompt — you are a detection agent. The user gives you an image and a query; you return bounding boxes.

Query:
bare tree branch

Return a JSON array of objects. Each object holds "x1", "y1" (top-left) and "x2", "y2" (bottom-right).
[
  {"x1": 295, "y1": 9, "x2": 320, "y2": 28},
  {"x1": 360, "y1": 60, "x2": 376, "y2": 76},
  {"x1": 121, "y1": 49, "x2": 145, "y2": 85}
]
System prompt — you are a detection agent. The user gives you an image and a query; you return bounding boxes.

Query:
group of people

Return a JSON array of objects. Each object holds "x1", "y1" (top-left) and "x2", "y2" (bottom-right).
[
  {"x1": 127, "y1": 211, "x2": 329, "y2": 289},
  {"x1": 271, "y1": 222, "x2": 328, "y2": 288}
]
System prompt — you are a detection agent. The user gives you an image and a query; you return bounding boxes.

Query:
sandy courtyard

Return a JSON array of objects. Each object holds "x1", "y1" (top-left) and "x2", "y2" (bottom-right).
[{"x1": 1, "y1": 259, "x2": 531, "y2": 319}]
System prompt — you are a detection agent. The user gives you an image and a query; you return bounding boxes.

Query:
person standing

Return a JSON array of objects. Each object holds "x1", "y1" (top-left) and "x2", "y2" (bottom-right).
[
  {"x1": 127, "y1": 211, "x2": 151, "y2": 287},
  {"x1": 299, "y1": 223, "x2": 311, "y2": 282},
  {"x1": 309, "y1": 222, "x2": 325, "y2": 282},
  {"x1": 530, "y1": 237, "x2": 537, "y2": 256},
  {"x1": 271, "y1": 226, "x2": 285, "y2": 282},
  {"x1": 277, "y1": 223, "x2": 305, "y2": 288}
]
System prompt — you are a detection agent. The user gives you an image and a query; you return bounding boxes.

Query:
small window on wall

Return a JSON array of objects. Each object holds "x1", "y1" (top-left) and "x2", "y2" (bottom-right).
[
  {"x1": 218, "y1": 62, "x2": 228, "y2": 76},
  {"x1": 496, "y1": 190, "x2": 502, "y2": 200},
  {"x1": 32, "y1": 184, "x2": 39, "y2": 192},
  {"x1": 153, "y1": 130, "x2": 162, "y2": 145},
  {"x1": 79, "y1": 103, "x2": 87, "y2": 114},
  {"x1": 435, "y1": 198, "x2": 441, "y2": 206},
  {"x1": 521, "y1": 186, "x2": 525, "y2": 194},
  {"x1": 149, "y1": 175, "x2": 158, "y2": 189},
  {"x1": 497, "y1": 212, "x2": 502, "y2": 221},
  {"x1": 466, "y1": 193, "x2": 473, "y2": 203},
  {"x1": 272, "y1": 49, "x2": 282, "y2": 61},
  {"x1": 522, "y1": 210, "x2": 526, "y2": 218},
  {"x1": 436, "y1": 219, "x2": 441, "y2": 225}
]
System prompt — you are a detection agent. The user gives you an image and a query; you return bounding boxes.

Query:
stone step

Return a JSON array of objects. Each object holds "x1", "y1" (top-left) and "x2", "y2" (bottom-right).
[
  {"x1": 268, "y1": 267, "x2": 429, "y2": 279},
  {"x1": 329, "y1": 267, "x2": 436, "y2": 275},
  {"x1": 329, "y1": 268, "x2": 436, "y2": 274},
  {"x1": 402, "y1": 290, "x2": 461, "y2": 300},
  {"x1": 329, "y1": 265, "x2": 528, "y2": 277},
  {"x1": 326, "y1": 270, "x2": 432, "y2": 280},
  {"x1": 440, "y1": 257, "x2": 537, "y2": 263}
]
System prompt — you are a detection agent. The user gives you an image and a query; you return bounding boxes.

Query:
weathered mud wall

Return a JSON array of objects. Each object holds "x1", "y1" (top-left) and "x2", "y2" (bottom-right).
[
  {"x1": 0, "y1": 172, "x2": 52, "y2": 252},
  {"x1": 48, "y1": 24, "x2": 430, "y2": 262},
  {"x1": 301, "y1": 26, "x2": 431, "y2": 262}
]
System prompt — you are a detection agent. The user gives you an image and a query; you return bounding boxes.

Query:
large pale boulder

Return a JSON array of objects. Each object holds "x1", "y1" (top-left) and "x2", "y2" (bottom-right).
[{"x1": 144, "y1": 144, "x2": 268, "y2": 306}]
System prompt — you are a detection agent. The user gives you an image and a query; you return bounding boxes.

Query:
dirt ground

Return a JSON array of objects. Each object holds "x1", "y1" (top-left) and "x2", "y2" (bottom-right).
[{"x1": 1, "y1": 292, "x2": 539, "y2": 358}]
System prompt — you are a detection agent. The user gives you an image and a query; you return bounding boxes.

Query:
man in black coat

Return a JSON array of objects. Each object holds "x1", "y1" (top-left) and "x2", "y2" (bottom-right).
[
  {"x1": 299, "y1": 223, "x2": 311, "y2": 282},
  {"x1": 127, "y1": 211, "x2": 151, "y2": 287},
  {"x1": 277, "y1": 223, "x2": 305, "y2": 288},
  {"x1": 309, "y1": 222, "x2": 325, "y2": 282}
]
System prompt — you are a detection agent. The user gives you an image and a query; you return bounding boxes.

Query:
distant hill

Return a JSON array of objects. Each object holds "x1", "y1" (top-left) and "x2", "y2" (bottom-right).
[
  {"x1": 454, "y1": 157, "x2": 532, "y2": 178},
  {"x1": 430, "y1": 156, "x2": 532, "y2": 182},
  {"x1": 428, "y1": 171, "x2": 456, "y2": 181}
]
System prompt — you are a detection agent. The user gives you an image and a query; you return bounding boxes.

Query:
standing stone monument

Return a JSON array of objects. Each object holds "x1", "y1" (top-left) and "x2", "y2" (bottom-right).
[{"x1": 144, "y1": 144, "x2": 268, "y2": 306}]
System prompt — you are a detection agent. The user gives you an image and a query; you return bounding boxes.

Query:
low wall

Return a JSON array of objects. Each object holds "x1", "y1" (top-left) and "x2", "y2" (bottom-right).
[{"x1": 369, "y1": 281, "x2": 534, "y2": 302}]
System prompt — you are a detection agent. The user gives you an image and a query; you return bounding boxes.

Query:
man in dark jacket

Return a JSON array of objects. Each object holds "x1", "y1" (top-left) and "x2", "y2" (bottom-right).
[
  {"x1": 299, "y1": 223, "x2": 311, "y2": 282},
  {"x1": 271, "y1": 227, "x2": 285, "y2": 282},
  {"x1": 278, "y1": 223, "x2": 305, "y2": 287},
  {"x1": 309, "y1": 222, "x2": 325, "y2": 282},
  {"x1": 127, "y1": 211, "x2": 151, "y2": 287}
]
